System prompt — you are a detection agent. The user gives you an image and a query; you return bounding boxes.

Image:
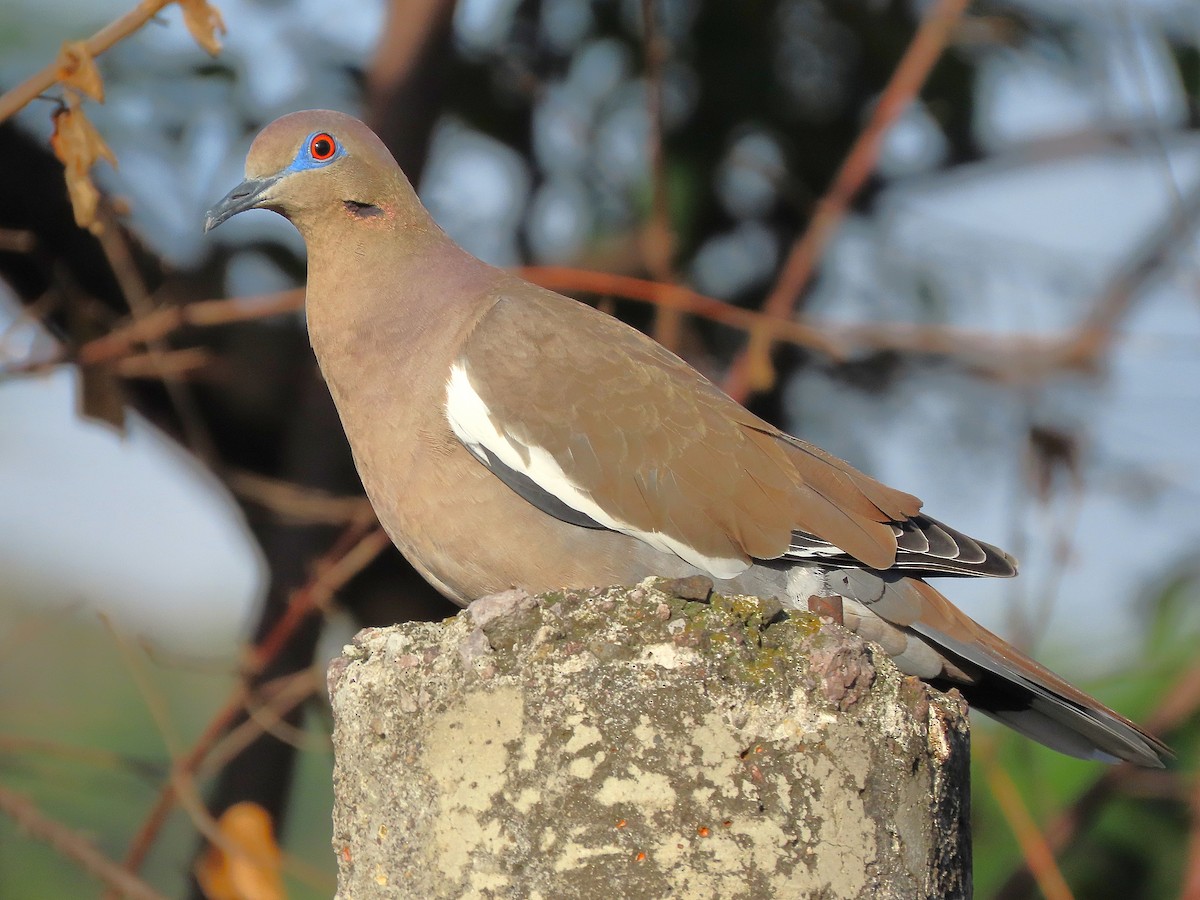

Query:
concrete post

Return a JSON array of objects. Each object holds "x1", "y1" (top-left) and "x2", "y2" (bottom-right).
[{"x1": 328, "y1": 579, "x2": 971, "y2": 899}]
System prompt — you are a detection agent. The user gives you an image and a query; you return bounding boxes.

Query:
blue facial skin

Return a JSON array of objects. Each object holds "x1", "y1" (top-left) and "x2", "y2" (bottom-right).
[{"x1": 285, "y1": 132, "x2": 347, "y2": 173}]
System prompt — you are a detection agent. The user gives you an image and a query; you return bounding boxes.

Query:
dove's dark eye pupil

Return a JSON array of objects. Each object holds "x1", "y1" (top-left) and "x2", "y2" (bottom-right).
[{"x1": 310, "y1": 134, "x2": 336, "y2": 160}]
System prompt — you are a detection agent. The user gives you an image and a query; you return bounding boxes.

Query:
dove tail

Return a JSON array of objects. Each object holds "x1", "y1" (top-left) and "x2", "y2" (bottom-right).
[{"x1": 903, "y1": 580, "x2": 1171, "y2": 767}]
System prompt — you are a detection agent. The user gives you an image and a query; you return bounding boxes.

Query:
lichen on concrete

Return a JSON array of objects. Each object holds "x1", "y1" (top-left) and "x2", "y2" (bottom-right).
[{"x1": 328, "y1": 578, "x2": 970, "y2": 899}]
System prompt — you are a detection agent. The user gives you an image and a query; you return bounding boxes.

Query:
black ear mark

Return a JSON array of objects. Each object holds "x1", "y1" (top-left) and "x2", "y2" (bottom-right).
[{"x1": 344, "y1": 200, "x2": 383, "y2": 218}]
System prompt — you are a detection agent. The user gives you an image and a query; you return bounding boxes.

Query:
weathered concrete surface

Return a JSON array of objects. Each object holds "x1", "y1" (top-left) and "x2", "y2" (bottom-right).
[{"x1": 328, "y1": 579, "x2": 971, "y2": 899}]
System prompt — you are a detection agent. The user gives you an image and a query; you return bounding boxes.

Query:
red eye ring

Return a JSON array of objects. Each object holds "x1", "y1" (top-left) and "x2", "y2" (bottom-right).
[{"x1": 309, "y1": 133, "x2": 337, "y2": 161}]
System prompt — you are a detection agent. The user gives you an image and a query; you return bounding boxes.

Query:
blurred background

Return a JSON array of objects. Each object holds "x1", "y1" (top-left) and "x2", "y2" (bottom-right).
[{"x1": 1, "y1": 0, "x2": 1199, "y2": 896}]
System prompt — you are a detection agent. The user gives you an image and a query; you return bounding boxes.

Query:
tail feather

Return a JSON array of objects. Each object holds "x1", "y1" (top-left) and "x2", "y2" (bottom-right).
[
  {"x1": 931, "y1": 646, "x2": 1170, "y2": 766},
  {"x1": 904, "y1": 580, "x2": 1170, "y2": 767},
  {"x1": 828, "y1": 571, "x2": 1170, "y2": 766},
  {"x1": 980, "y1": 705, "x2": 1147, "y2": 765}
]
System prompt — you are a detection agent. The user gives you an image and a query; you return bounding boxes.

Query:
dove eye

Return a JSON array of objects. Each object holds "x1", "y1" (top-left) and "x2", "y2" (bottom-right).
[{"x1": 310, "y1": 133, "x2": 337, "y2": 161}]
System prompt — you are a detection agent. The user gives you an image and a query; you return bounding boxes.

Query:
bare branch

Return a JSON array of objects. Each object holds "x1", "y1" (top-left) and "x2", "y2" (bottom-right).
[
  {"x1": 723, "y1": 0, "x2": 971, "y2": 401},
  {"x1": 228, "y1": 470, "x2": 374, "y2": 526},
  {"x1": 118, "y1": 525, "x2": 390, "y2": 877},
  {"x1": 995, "y1": 658, "x2": 1200, "y2": 898},
  {"x1": 639, "y1": 0, "x2": 681, "y2": 352},
  {"x1": 0, "y1": 0, "x2": 224, "y2": 123},
  {"x1": 0, "y1": 786, "x2": 168, "y2": 900},
  {"x1": 980, "y1": 746, "x2": 1075, "y2": 900},
  {"x1": 0, "y1": 0, "x2": 174, "y2": 123}
]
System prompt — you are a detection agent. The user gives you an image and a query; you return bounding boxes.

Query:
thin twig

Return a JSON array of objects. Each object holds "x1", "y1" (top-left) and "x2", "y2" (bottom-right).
[
  {"x1": 249, "y1": 526, "x2": 391, "y2": 670},
  {"x1": 83, "y1": 290, "x2": 302, "y2": 365},
  {"x1": 722, "y1": 0, "x2": 971, "y2": 402},
  {"x1": 0, "y1": 736, "x2": 162, "y2": 781},
  {"x1": 722, "y1": 105, "x2": 1200, "y2": 399},
  {"x1": 523, "y1": 266, "x2": 840, "y2": 356},
  {"x1": 92, "y1": 209, "x2": 218, "y2": 461},
  {"x1": 228, "y1": 470, "x2": 374, "y2": 526},
  {"x1": 0, "y1": 0, "x2": 174, "y2": 123},
  {"x1": 200, "y1": 669, "x2": 325, "y2": 774},
  {"x1": 0, "y1": 228, "x2": 37, "y2": 252},
  {"x1": 995, "y1": 658, "x2": 1200, "y2": 899},
  {"x1": 103, "y1": 622, "x2": 294, "y2": 897},
  {"x1": 117, "y1": 524, "x2": 390, "y2": 878},
  {"x1": 522, "y1": 265, "x2": 1103, "y2": 380},
  {"x1": 13, "y1": 241, "x2": 1184, "y2": 394},
  {"x1": 639, "y1": 0, "x2": 681, "y2": 352},
  {"x1": 114, "y1": 347, "x2": 212, "y2": 379},
  {"x1": 115, "y1": 683, "x2": 251, "y2": 886},
  {"x1": 0, "y1": 289, "x2": 303, "y2": 377},
  {"x1": 980, "y1": 747, "x2": 1075, "y2": 900},
  {"x1": 1065, "y1": 179, "x2": 1200, "y2": 366},
  {"x1": 0, "y1": 785, "x2": 168, "y2": 900},
  {"x1": 1006, "y1": 419, "x2": 1088, "y2": 653}
]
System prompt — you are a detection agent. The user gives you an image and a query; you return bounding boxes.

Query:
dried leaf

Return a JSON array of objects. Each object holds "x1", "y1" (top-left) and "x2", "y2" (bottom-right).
[
  {"x1": 640, "y1": 218, "x2": 674, "y2": 281},
  {"x1": 50, "y1": 97, "x2": 117, "y2": 233},
  {"x1": 179, "y1": 0, "x2": 227, "y2": 56},
  {"x1": 56, "y1": 41, "x2": 104, "y2": 102},
  {"x1": 195, "y1": 802, "x2": 284, "y2": 900},
  {"x1": 1027, "y1": 425, "x2": 1081, "y2": 502},
  {"x1": 78, "y1": 363, "x2": 127, "y2": 431},
  {"x1": 744, "y1": 326, "x2": 777, "y2": 393},
  {"x1": 69, "y1": 293, "x2": 126, "y2": 431},
  {"x1": 64, "y1": 172, "x2": 101, "y2": 232}
]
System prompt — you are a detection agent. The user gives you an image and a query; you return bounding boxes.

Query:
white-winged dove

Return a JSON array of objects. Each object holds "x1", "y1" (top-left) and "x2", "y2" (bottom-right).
[{"x1": 207, "y1": 110, "x2": 1169, "y2": 767}]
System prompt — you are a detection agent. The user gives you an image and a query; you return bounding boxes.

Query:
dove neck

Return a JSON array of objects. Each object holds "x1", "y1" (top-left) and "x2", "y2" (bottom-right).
[{"x1": 303, "y1": 222, "x2": 498, "y2": 393}]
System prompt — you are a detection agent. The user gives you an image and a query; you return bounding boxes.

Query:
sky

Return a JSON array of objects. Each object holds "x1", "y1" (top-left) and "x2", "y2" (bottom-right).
[{"x1": 0, "y1": 0, "x2": 1198, "y2": 673}]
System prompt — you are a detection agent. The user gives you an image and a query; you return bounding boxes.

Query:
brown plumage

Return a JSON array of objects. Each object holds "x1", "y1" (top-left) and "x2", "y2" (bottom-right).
[{"x1": 207, "y1": 110, "x2": 1169, "y2": 767}]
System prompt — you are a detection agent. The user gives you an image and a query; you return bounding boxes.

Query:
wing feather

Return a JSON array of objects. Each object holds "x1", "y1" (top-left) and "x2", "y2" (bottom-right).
[{"x1": 450, "y1": 284, "x2": 1010, "y2": 579}]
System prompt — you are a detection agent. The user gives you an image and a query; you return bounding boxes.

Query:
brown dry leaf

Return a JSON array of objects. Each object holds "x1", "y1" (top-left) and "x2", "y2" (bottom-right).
[
  {"x1": 50, "y1": 97, "x2": 117, "y2": 233},
  {"x1": 56, "y1": 41, "x2": 104, "y2": 102},
  {"x1": 78, "y1": 363, "x2": 128, "y2": 430},
  {"x1": 1027, "y1": 425, "x2": 1081, "y2": 502},
  {"x1": 744, "y1": 326, "x2": 778, "y2": 393},
  {"x1": 640, "y1": 218, "x2": 675, "y2": 281},
  {"x1": 195, "y1": 801, "x2": 285, "y2": 900},
  {"x1": 69, "y1": 293, "x2": 127, "y2": 432},
  {"x1": 179, "y1": 0, "x2": 227, "y2": 56}
]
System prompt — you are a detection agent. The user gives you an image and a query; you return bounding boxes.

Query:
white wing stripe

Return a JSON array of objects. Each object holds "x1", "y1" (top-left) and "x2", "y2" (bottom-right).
[{"x1": 445, "y1": 363, "x2": 748, "y2": 579}]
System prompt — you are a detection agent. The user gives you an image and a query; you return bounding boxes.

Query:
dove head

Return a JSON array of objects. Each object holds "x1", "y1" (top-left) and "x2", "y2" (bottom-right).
[{"x1": 205, "y1": 110, "x2": 417, "y2": 237}]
